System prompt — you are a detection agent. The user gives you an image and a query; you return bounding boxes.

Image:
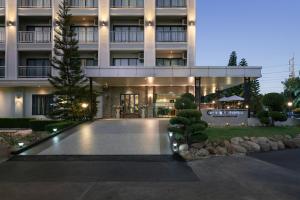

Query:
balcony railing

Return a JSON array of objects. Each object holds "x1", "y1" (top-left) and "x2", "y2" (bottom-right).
[
  {"x1": 74, "y1": 31, "x2": 98, "y2": 43},
  {"x1": 18, "y1": 31, "x2": 52, "y2": 43},
  {"x1": 0, "y1": 0, "x2": 4, "y2": 8},
  {"x1": 67, "y1": 0, "x2": 97, "y2": 8},
  {"x1": 18, "y1": 66, "x2": 51, "y2": 78},
  {"x1": 156, "y1": 31, "x2": 187, "y2": 42},
  {"x1": 156, "y1": 0, "x2": 186, "y2": 8},
  {"x1": 0, "y1": 30, "x2": 5, "y2": 43},
  {"x1": 0, "y1": 67, "x2": 4, "y2": 78},
  {"x1": 156, "y1": 59, "x2": 187, "y2": 67},
  {"x1": 110, "y1": 0, "x2": 144, "y2": 8},
  {"x1": 18, "y1": 0, "x2": 52, "y2": 8},
  {"x1": 111, "y1": 31, "x2": 144, "y2": 42}
]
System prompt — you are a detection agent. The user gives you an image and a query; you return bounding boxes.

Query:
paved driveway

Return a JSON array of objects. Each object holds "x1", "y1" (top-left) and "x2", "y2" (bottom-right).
[{"x1": 23, "y1": 119, "x2": 172, "y2": 155}]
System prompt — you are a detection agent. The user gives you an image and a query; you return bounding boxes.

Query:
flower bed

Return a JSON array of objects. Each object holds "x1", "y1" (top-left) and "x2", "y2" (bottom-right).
[{"x1": 179, "y1": 134, "x2": 300, "y2": 160}]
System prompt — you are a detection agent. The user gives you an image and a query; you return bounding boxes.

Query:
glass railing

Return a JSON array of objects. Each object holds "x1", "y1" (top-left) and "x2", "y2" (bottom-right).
[
  {"x1": 67, "y1": 0, "x2": 97, "y2": 8},
  {"x1": 18, "y1": 66, "x2": 51, "y2": 78},
  {"x1": 0, "y1": 0, "x2": 4, "y2": 8},
  {"x1": 18, "y1": 31, "x2": 52, "y2": 43},
  {"x1": 18, "y1": 0, "x2": 52, "y2": 8},
  {"x1": 74, "y1": 31, "x2": 98, "y2": 43},
  {"x1": 156, "y1": 0, "x2": 186, "y2": 8},
  {"x1": 110, "y1": 31, "x2": 144, "y2": 42},
  {"x1": 0, "y1": 30, "x2": 5, "y2": 43},
  {"x1": 156, "y1": 59, "x2": 187, "y2": 66},
  {"x1": 0, "y1": 67, "x2": 4, "y2": 78},
  {"x1": 156, "y1": 31, "x2": 187, "y2": 42},
  {"x1": 111, "y1": 0, "x2": 144, "y2": 8}
]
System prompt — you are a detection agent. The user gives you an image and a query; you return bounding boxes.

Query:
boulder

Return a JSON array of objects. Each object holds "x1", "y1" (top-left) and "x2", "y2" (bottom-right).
[
  {"x1": 224, "y1": 140, "x2": 235, "y2": 154},
  {"x1": 191, "y1": 142, "x2": 206, "y2": 149},
  {"x1": 277, "y1": 141, "x2": 285, "y2": 150},
  {"x1": 206, "y1": 147, "x2": 217, "y2": 155},
  {"x1": 180, "y1": 151, "x2": 193, "y2": 161},
  {"x1": 179, "y1": 144, "x2": 189, "y2": 152},
  {"x1": 196, "y1": 148, "x2": 209, "y2": 157},
  {"x1": 255, "y1": 137, "x2": 271, "y2": 152},
  {"x1": 216, "y1": 146, "x2": 227, "y2": 155},
  {"x1": 269, "y1": 141, "x2": 279, "y2": 151},
  {"x1": 230, "y1": 137, "x2": 244, "y2": 145},
  {"x1": 240, "y1": 141, "x2": 261, "y2": 152},
  {"x1": 231, "y1": 144, "x2": 247, "y2": 154},
  {"x1": 283, "y1": 139, "x2": 298, "y2": 149},
  {"x1": 293, "y1": 137, "x2": 300, "y2": 148}
]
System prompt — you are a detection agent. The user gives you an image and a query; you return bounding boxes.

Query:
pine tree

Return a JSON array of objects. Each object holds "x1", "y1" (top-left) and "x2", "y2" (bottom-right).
[
  {"x1": 48, "y1": 0, "x2": 89, "y2": 120},
  {"x1": 228, "y1": 51, "x2": 237, "y2": 66}
]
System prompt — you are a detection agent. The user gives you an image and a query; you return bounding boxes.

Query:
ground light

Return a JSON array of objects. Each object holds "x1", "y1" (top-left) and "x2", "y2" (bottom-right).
[
  {"x1": 18, "y1": 142, "x2": 24, "y2": 148},
  {"x1": 168, "y1": 132, "x2": 173, "y2": 137},
  {"x1": 53, "y1": 128, "x2": 58, "y2": 132},
  {"x1": 172, "y1": 141, "x2": 179, "y2": 152}
]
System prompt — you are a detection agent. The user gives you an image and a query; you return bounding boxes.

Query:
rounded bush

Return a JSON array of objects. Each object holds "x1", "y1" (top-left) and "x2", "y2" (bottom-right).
[
  {"x1": 259, "y1": 117, "x2": 270, "y2": 125},
  {"x1": 269, "y1": 111, "x2": 288, "y2": 122},
  {"x1": 177, "y1": 109, "x2": 202, "y2": 122},
  {"x1": 181, "y1": 93, "x2": 196, "y2": 102},
  {"x1": 262, "y1": 93, "x2": 285, "y2": 111},
  {"x1": 175, "y1": 97, "x2": 197, "y2": 110},
  {"x1": 257, "y1": 110, "x2": 269, "y2": 118}
]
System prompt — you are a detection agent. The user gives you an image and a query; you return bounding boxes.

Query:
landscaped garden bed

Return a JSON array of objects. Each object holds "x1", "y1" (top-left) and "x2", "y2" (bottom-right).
[
  {"x1": 178, "y1": 127, "x2": 300, "y2": 160},
  {"x1": 0, "y1": 118, "x2": 77, "y2": 158}
]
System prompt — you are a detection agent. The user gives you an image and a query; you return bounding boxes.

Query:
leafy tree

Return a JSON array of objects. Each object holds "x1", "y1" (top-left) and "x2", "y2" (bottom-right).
[
  {"x1": 228, "y1": 51, "x2": 237, "y2": 66},
  {"x1": 282, "y1": 77, "x2": 300, "y2": 107},
  {"x1": 169, "y1": 93, "x2": 208, "y2": 145},
  {"x1": 48, "y1": 0, "x2": 90, "y2": 120}
]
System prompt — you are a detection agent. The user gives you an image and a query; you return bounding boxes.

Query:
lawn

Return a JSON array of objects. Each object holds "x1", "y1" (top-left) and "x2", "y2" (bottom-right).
[{"x1": 206, "y1": 126, "x2": 300, "y2": 141}]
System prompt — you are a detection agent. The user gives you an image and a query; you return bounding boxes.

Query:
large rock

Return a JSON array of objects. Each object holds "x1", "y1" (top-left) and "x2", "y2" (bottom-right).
[
  {"x1": 180, "y1": 150, "x2": 193, "y2": 161},
  {"x1": 230, "y1": 137, "x2": 244, "y2": 145},
  {"x1": 269, "y1": 141, "x2": 279, "y2": 151},
  {"x1": 196, "y1": 148, "x2": 209, "y2": 157},
  {"x1": 231, "y1": 144, "x2": 247, "y2": 154},
  {"x1": 191, "y1": 142, "x2": 206, "y2": 149},
  {"x1": 206, "y1": 147, "x2": 217, "y2": 155},
  {"x1": 179, "y1": 144, "x2": 189, "y2": 153},
  {"x1": 283, "y1": 139, "x2": 298, "y2": 149},
  {"x1": 255, "y1": 137, "x2": 271, "y2": 152},
  {"x1": 216, "y1": 146, "x2": 227, "y2": 155},
  {"x1": 277, "y1": 141, "x2": 285, "y2": 150},
  {"x1": 224, "y1": 140, "x2": 235, "y2": 154},
  {"x1": 240, "y1": 141, "x2": 261, "y2": 152},
  {"x1": 293, "y1": 137, "x2": 300, "y2": 148}
]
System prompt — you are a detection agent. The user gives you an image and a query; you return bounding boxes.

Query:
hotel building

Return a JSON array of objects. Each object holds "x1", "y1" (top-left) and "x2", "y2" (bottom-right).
[{"x1": 0, "y1": 0, "x2": 261, "y2": 118}]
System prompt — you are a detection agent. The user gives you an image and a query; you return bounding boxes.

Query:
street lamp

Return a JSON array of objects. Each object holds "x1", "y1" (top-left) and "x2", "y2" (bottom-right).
[{"x1": 287, "y1": 102, "x2": 293, "y2": 108}]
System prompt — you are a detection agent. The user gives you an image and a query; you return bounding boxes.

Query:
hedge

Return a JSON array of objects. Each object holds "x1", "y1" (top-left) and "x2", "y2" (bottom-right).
[
  {"x1": 29, "y1": 120, "x2": 61, "y2": 131},
  {"x1": 45, "y1": 121, "x2": 77, "y2": 133},
  {"x1": 0, "y1": 118, "x2": 32, "y2": 128}
]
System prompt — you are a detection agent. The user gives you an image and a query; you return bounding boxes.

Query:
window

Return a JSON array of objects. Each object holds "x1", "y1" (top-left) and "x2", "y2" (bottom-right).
[
  {"x1": 156, "y1": 26, "x2": 186, "y2": 42},
  {"x1": 32, "y1": 95, "x2": 53, "y2": 115},
  {"x1": 156, "y1": 0, "x2": 186, "y2": 8},
  {"x1": 111, "y1": 0, "x2": 144, "y2": 8},
  {"x1": 26, "y1": 26, "x2": 51, "y2": 43},
  {"x1": 112, "y1": 26, "x2": 144, "y2": 42},
  {"x1": 72, "y1": 26, "x2": 98, "y2": 43},
  {"x1": 80, "y1": 58, "x2": 98, "y2": 66},
  {"x1": 27, "y1": 58, "x2": 50, "y2": 66},
  {"x1": 113, "y1": 58, "x2": 143, "y2": 66},
  {"x1": 156, "y1": 58, "x2": 186, "y2": 66}
]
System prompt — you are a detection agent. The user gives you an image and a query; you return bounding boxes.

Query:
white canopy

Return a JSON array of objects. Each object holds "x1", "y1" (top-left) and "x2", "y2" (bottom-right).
[{"x1": 218, "y1": 95, "x2": 245, "y2": 102}]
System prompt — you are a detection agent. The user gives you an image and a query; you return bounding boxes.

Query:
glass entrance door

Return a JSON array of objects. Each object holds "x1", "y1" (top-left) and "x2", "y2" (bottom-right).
[{"x1": 120, "y1": 94, "x2": 139, "y2": 116}]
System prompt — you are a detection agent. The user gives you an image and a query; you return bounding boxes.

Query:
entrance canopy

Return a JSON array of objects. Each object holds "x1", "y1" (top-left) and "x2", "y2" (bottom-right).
[{"x1": 219, "y1": 95, "x2": 245, "y2": 102}]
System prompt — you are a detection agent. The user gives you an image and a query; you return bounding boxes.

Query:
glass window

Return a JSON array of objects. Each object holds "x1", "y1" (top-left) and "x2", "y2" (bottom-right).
[{"x1": 32, "y1": 95, "x2": 53, "y2": 115}]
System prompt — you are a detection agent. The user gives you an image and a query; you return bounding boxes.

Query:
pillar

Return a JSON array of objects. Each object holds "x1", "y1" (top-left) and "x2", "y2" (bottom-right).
[
  {"x1": 89, "y1": 78, "x2": 94, "y2": 119},
  {"x1": 99, "y1": 0, "x2": 110, "y2": 67},
  {"x1": 144, "y1": 0, "x2": 156, "y2": 66},
  {"x1": 187, "y1": 0, "x2": 196, "y2": 66},
  {"x1": 244, "y1": 77, "x2": 251, "y2": 118},
  {"x1": 5, "y1": 0, "x2": 18, "y2": 80},
  {"x1": 195, "y1": 77, "x2": 201, "y2": 110}
]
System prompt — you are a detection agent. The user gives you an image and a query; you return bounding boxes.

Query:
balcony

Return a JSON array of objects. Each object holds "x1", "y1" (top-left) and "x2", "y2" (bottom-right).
[
  {"x1": 0, "y1": 29, "x2": 5, "y2": 50},
  {"x1": 74, "y1": 30, "x2": 98, "y2": 50},
  {"x1": 111, "y1": 0, "x2": 144, "y2": 8},
  {"x1": 156, "y1": 58, "x2": 187, "y2": 67},
  {"x1": 67, "y1": 0, "x2": 97, "y2": 8},
  {"x1": 18, "y1": 66, "x2": 51, "y2": 78},
  {"x1": 0, "y1": 66, "x2": 4, "y2": 78},
  {"x1": 156, "y1": 31, "x2": 186, "y2": 42},
  {"x1": 156, "y1": 0, "x2": 186, "y2": 8},
  {"x1": 18, "y1": 0, "x2": 52, "y2": 8},
  {"x1": 18, "y1": 31, "x2": 52, "y2": 50},
  {"x1": 110, "y1": 31, "x2": 144, "y2": 50}
]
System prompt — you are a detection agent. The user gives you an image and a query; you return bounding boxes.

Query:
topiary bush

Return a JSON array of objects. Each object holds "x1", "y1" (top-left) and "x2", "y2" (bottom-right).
[
  {"x1": 0, "y1": 118, "x2": 32, "y2": 129},
  {"x1": 29, "y1": 120, "x2": 61, "y2": 131},
  {"x1": 269, "y1": 111, "x2": 288, "y2": 122},
  {"x1": 262, "y1": 93, "x2": 285, "y2": 111},
  {"x1": 169, "y1": 94, "x2": 208, "y2": 145},
  {"x1": 257, "y1": 111, "x2": 270, "y2": 126}
]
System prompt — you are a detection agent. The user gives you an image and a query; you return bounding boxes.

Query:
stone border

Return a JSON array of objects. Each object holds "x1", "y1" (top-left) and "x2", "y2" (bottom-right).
[{"x1": 179, "y1": 134, "x2": 300, "y2": 160}]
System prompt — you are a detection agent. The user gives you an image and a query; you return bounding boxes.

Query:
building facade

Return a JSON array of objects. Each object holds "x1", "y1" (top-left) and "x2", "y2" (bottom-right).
[{"x1": 0, "y1": 0, "x2": 261, "y2": 119}]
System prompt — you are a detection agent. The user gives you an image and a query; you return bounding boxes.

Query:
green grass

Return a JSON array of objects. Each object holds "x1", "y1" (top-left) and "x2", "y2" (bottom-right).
[{"x1": 206, "y1": 126, "x2": 300, "y2": 142}]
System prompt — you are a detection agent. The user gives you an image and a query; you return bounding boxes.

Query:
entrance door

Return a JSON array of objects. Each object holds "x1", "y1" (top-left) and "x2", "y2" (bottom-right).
[{"x1": 120, "y1": 94, "x2": 139, "y2": 118}]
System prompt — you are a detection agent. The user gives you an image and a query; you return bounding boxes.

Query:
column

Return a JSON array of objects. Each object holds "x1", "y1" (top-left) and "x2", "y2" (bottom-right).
[
  {"x1": 144, "y1": 0, "x2": 156, "y2": 67},
  {"x1": 187, "y1": 0, "x2": 196, "y2": 66},
  {"x1": 244, "y1": 77, "x2": 251, "y2": 118},
  {"x1": 195, "y1": 77, "x2": 201, "y2": 110},
  {"x1": 99, "y1": 0, "x2": 110, "y2": 67},
  {"x1": 5, "y1": 0, "x2": 18, "y2": 80}
]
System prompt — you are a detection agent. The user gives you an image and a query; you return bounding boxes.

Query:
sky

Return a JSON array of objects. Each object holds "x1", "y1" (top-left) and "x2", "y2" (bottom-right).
[{"x1": 196, "y1": 0, "x2": 300, "y2": 94}]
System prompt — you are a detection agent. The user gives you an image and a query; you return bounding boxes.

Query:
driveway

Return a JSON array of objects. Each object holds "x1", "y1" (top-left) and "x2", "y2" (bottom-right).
[{"x1": 22, "y1": 119, "x2": 172, "y2": 155}]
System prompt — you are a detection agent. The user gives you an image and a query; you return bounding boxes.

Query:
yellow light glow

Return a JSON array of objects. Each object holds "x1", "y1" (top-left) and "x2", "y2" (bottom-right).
[
  {"x1": 287, "y1": 102, "x2": 293, "y2": 107},
  {"x1": 81, "y1": 103, "x2": 89, "y2": 109}
]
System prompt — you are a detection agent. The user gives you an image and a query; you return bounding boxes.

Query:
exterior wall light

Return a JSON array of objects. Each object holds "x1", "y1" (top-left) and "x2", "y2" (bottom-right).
[
  {"x1": 245, "y1": 105, "x2": 249, "y2": 109},
  {"x1": 188, "y1": 21, "x2": 195, "y2": 26},
  {"x1": 81, "y1": 103, "x2": 89, "y2": 109},
  {"x1": 145, "y1": 20, "x2": 154, "y2": 26},
  {"x1": 7, "y1": 21, "x2": 16, "y2": 26},
  {"x1": 287, "y1": 101, "x2": 293, "y2": 107},
  {"x1": 100, "y1": 21, "x2": 108, "y2": 27}
]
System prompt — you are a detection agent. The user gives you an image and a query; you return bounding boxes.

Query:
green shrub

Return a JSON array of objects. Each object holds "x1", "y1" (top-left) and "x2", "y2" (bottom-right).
[
  {"x1": 45, "y1": 121, "x2": 76, "y2": 133},
  {"x1": 175, "y1": 97, "x2": 197, "y2": 110},
  {"x1": 257, "y1": 111, "x2": 269, "y2": 118},
  {"x1": 269, "y1": 111, "x2": 288, "y2": 122},
  {"x1": 0, "y1": 118, "x2": 32, "y2": 128},
  {"x1": 262, "y1": 93, "x2": 285, "y2": 111},
  {"x1": 259, "y1": 117, "x2": 270, "y2": 125},
  {"x1": 181, "y1": 93, "x2": 196, "y2": 102},
  {"x1": 29, "y1": 120, "x2": 60, "y2": 131}
]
